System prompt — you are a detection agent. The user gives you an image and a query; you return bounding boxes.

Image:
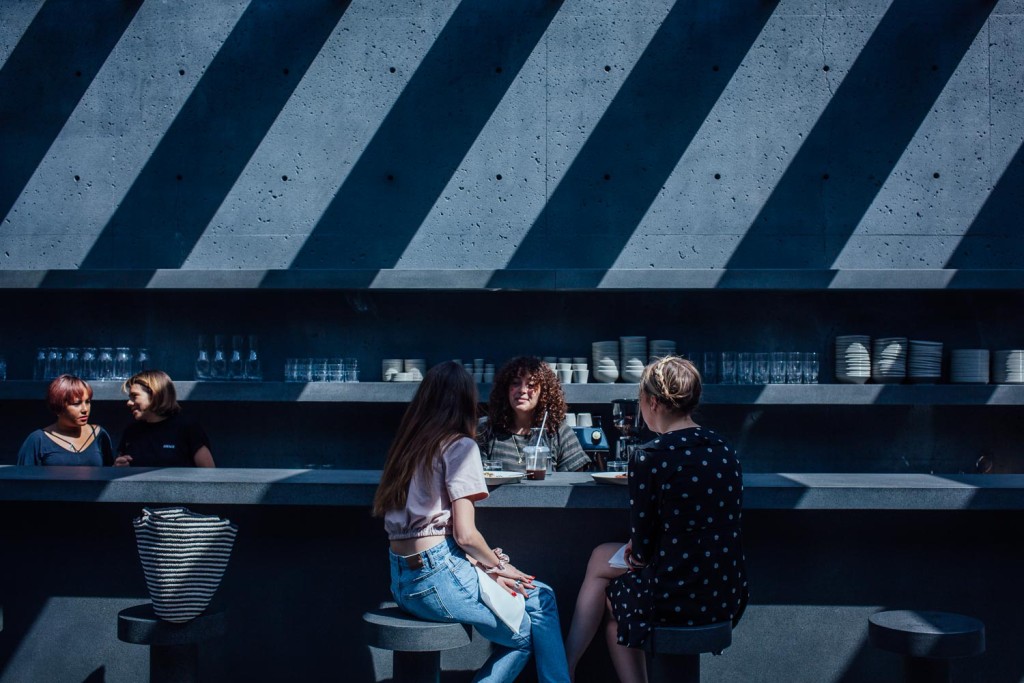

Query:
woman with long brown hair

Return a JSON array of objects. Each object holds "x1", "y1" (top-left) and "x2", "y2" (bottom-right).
[
  {"x1": 477, "y1": 356, "x2": 590, "y2": 472},
  {"x1": 373, "y1": 361, "x2": 570, "y2": 682}
]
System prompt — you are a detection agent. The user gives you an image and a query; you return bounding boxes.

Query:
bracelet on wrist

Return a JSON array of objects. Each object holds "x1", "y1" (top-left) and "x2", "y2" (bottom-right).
[{"x1": 484, "y1": 560, "x2": 507, "y2": 574}]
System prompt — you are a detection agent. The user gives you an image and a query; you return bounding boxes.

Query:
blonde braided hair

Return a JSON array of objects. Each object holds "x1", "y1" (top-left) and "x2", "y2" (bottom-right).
[{"x1": 639, "y1": 355, "x2": 701, "y2": 415}]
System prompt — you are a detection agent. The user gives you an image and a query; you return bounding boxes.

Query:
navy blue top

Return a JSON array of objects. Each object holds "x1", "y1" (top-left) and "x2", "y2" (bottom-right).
[
  {"x1": 16, "y1": 426, "x2": 114, "y2": 466},
  {"x1": 118, "y1": 412, "x2": 210, "y2": 467}
]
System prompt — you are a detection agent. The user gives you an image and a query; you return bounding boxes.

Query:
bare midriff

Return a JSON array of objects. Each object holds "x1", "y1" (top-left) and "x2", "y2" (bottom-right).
[{"x1": 390, "y1": 535, "x2": 448, "y2": 557}]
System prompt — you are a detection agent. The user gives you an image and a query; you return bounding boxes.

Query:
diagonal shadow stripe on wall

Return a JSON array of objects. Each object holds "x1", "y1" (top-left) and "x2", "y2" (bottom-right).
[
  {"x1": 76, "y1": 0, "x2": 350, "y2": 270},
  {"x1": 0, "y1": 0, "x2": 142, "y2": 226},
  {"x1": 722, "y1": 0, "x2": 994, "y2": 273},
  {"x1": 945, "y1": 141, "x2": 1024, "y2": 271},
  {"x1": 288, "y1": 0, "x2": 562, "y2": 272},
  {"x1": 491, "y1": 0, "x2": 777, "y2": 285}
]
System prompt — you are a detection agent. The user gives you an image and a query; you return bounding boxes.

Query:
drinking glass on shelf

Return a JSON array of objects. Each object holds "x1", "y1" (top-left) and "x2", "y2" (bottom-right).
[
  {"x1": 754, "y1": 352, "x2": 769, "y2": 384},
  {"x1": 212, "y1": 335, "x2": 228, "y2": 380},
  {"x1": 114, "y1": 347, "x2": 132, "y2": 380},
  {"x1": 344, "y1": 358, "x2": 359, "y2": 383},
  {"x1": 720, "y1": 352, "x2": 737, "y2": 385},
  {"x1": 702, "y1": 352, "x2": 719, "y2": 384},
  {"x1": 34, "y1": 348, "x2": 47, "y2": 380},
  {"x1": 98, "y1": 347, "x2": 114, "y2": 380},
  {"x1": 328, "y1": 359, "x2": 344, "y2": 382},
  {"x1": 229, "y1": 335, "x2": 245, "y2": 380},
  {"x1": 802, "y1": 352, "x2": 819, "y2": 384},
  {"x1": 313, "y1": 358, "x2": 329, "y2": 382},
  {"x1": 195, "y1": 335, "x2": 211, "y2": 381},
  {"x1": 245, "y1": 335, "x2": 262, "y2": 381},
  {"x1": 769, "y1": 352, "x2": 787, "y2": 384},
  {"x1": 136, "y1": 347, "x2": 150, "y2": 375},
  {"x1": 82, "y1": 347, "x2": 97, "y2": 380},
  {"x1": 737, "y1": 352, "x2": 754, "y2": 385},
  {"x1": 46, "y1": 347, "x2": 64, "y2": 380},
  {"x1": 64, "y1": 347, "x2": 81, "y2": 377},
  {"x1": 786, "y1": 351, "x2": 803, "y2": 384},
  {"x1": 297, "y1": 359, "x2": 312, "y2": 382}
]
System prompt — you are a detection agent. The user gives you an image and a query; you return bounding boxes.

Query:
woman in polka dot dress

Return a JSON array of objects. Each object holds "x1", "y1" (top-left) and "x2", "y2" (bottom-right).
[{"x1": 565, "y1": 356, "x2": 748, "y2": 683}]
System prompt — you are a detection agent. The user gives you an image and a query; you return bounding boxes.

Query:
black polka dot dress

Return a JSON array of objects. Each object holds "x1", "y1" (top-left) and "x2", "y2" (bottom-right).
[{"x1": 607, "y1": 427, "x2": 748, "y2": 648}]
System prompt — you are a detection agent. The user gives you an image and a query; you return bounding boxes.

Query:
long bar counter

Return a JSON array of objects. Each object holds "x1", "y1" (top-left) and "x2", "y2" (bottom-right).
[{"x1": 1, "y1": 466, "x2": 1023, "y2": 510}]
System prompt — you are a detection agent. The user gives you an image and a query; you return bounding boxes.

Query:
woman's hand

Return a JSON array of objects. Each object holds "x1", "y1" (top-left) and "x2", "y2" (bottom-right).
[
  {"x1": 623, "y1": 540, "x2": 647, "y2": 571},
  {"x1": 491, "y1": 570, "x2": 534, "y2": 597},
  {"x1": 113, "y1": 455, "x2": 132, "y2": 467}
]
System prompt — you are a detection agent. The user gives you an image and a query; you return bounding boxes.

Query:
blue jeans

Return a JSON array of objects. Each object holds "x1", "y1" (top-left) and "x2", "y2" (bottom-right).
[{"x1": 389, "y1": 536, "x2": 570, "y2": 683}]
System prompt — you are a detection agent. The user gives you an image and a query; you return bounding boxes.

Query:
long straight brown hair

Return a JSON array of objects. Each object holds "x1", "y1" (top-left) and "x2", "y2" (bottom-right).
[{"x1": 372, "y1": 361, "x2": 479, "y2": 518}]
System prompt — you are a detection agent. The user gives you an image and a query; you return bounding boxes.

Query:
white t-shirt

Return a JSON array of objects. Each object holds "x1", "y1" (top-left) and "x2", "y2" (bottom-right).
[{"x1": 385, "y1": 436, "x2": 489, "y2": 541}]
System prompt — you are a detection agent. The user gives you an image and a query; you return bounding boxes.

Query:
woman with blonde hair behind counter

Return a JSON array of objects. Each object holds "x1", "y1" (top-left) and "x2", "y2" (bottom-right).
[
  {"x1": 564, "y1": 356, "x2": 748, "y2": 682},
  {"x1": 373, "y1": 360, "x2": 570, "y2": 682},
  {"x1": 114, "y1": 370, "x2": 215, "y2": 468}
]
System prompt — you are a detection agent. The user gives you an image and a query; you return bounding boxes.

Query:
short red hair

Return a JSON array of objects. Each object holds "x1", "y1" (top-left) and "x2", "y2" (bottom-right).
[{"x1": 47, "y1": 375, "x2": 93, "y2": 414}]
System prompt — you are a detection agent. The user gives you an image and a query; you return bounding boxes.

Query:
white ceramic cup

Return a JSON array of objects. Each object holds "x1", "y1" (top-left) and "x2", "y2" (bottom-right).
[
  {"x1": 573, "y1": 369, "x2": 589, "y2": 384},
  {"x1": 557, "y1": 369, "x2": 572, "y2": 384},
  {"x1": 576, "y1": 412, "x2": 593, "y2": 427},
  {"x1": 564, "y1": 413, "x2": 578, "y2": 427}
]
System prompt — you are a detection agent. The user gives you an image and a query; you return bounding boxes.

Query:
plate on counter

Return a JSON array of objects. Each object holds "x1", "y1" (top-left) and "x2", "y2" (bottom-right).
[
  {"x1": 592, "y1": 472, "x2": 629, "y2": 486},
  {"x1": 483, "y1": 471, "x2": 525, "y2": 486}
]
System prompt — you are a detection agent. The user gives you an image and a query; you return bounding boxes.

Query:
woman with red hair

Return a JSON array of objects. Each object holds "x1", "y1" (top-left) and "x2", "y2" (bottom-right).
[{"x1": 16, "y1": 374, "x2": 113, "y2": 466}]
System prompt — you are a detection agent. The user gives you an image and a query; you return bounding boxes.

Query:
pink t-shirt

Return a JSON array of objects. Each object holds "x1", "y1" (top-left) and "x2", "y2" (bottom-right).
[{"x1": 385, "y1": 436, "x2": 489, "y2": 541}]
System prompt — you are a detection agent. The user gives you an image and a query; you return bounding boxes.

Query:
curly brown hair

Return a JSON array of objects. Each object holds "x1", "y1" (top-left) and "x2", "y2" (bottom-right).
[{"x1": 487, "y1": 356, "x2": 566, "y2": 436}]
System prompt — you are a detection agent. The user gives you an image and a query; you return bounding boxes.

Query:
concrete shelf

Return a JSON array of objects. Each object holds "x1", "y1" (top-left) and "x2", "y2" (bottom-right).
[
  {"x1": 2, "y1": 380, "x2": 1022, "y2": 405},
  {"x1": 2, "y1": 268, "x2": 1024, "y2": 291}
]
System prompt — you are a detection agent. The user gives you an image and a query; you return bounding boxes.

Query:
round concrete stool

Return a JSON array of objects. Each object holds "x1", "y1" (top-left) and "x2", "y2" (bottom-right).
[
  {"x1": 868, "y1": 610, "x2": 985, "y2": 683},
  {"x1": 644, "y1": 621, "x2": 732, "y2": 683},
  {"x1": 117, "y1": 603, "x2": 226, "y2": 683},
  {"x1": 363, "y1": 605, "x2": 472, "y2": 683}
]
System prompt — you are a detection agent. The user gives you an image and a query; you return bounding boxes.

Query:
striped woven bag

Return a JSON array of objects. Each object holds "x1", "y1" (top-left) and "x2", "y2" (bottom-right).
[{"x1": 133, "y1": 507, "x2": 238, "y2": 623}]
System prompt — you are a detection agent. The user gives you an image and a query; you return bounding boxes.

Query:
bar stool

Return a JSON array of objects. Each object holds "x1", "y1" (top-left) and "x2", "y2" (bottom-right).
[
  {"x1": 363, "y1": 604, "x2": 472, "y2": 683},
  {"x1": 117, "y1": 603, "x2": 226, "y2": 683},
  {"x1": 644, "y1": 621, "x2": 732, "y2": 683},
  {"x1": 868, "y1": 610, "x2": 985, "y2": 683}
]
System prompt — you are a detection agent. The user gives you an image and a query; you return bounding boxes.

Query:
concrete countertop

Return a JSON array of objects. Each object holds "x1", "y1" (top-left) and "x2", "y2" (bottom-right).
[{"x1": 0, "y1": 466, "x2": 1022, "y2": 510}]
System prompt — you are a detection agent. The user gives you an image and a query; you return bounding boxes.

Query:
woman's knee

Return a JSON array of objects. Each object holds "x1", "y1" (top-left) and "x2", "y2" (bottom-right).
[{"x1": 587, "y1": 542, "x2": 624, "y2": 575}]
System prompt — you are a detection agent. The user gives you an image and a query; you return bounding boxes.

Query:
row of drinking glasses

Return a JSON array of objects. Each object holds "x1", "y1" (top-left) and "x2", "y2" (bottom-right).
[
  {"x1": 35, "y1": 347, "x2": 150, "y2": 381},
  {"x1": 699, "y1": 351, "x2": 819, "y2": 385},
  {"x1": 195, "y1": 334, "x2": 262, "y2": 381},
  {"x1": 285, "y1": 358, "x2": 360, "y2": 383}
]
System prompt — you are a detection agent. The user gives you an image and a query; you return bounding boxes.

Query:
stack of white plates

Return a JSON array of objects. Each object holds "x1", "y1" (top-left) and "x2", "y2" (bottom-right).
[
  {"x1": 592, "y1": 341, "x2": 619, "y2": 383},
  {"x1": 620, "y1": 336, "x2": 647, "y2": 383},
  {"x1": 907, "y1": 340, "x2": 942, "y2": 384},
  {"x1": 992, "y1": 350, "x2": 1024, "y2": 384},
  {"x1": 835, "y1": 335, "x2": 871, "y2": 384},
  {"x1": 950, "y1": 349, "x2": 990, "y2": 384},
  {"x1": 872, "y1": 337, "x2": 907, "y2": 384},
  {"x1": 404, "y1": 359, "x2": 426, "y2": 381},
  {"x1": 648, "y1": 339, "x2": 677, "y2": 363}
]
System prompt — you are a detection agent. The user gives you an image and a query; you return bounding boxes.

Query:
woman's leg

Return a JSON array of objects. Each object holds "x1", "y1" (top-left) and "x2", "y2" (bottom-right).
[
  {"x1": 603, "y1": 598, "x2": 647, "y2": 683},
  {"x1": 523, "y1": 580, "x2": 570, "y2": 683},
  {"x1": 564, "y1": 542, "x2": 627, "y2": 680}
]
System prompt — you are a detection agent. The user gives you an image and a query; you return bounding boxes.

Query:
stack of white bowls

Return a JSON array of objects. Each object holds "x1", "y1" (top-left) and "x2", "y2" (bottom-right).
[
  {"x1": 382, "y1": 358, "x2": 403, "y2": 382},
  {"x1": 907, "y1": 340, "x2": 943, "y2": 383},
  {"x1": 620, "y1": 336, "x2": 647, "y2": 383},
  {"x1": 871, "y1": 337, "x2": 907, "y2": 384},
  {"x1": 992, "y1": 350, "x2": 1024, "y2": 384},
  {"x1": 835, "y1": 335, "x2": 871, "y2": 384},
  {"x1": 592, "y1": 341, "x2": 619, "y2": 383},
  {"x1": 950, "y1": 349, "x2": 990, "y2": 384},
  {"x1": 648, "y1": 339, "x2": 677, "y2": 363}
]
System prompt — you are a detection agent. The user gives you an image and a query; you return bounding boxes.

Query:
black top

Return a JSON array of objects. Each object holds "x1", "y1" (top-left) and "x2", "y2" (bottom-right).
[
  {"x1": 118, "y1": 413, "x2": 210, "y2": 467},
  {"x1": 607, "y1": 427, "x2": 748, "y2": 648}
]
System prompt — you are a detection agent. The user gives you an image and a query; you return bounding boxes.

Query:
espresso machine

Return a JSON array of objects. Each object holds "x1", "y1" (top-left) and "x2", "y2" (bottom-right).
[
  {"x1": 572, "y1": 417, "x2": 610, "y2": 470},
  {"x1": 611, "y1": 398, "x2": 645, "y2": 462}
]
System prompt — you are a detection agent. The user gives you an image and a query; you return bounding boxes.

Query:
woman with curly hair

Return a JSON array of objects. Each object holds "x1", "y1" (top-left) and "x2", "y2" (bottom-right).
[{"x1": 477, "y1": 356, "x2": 590, "y2": 473}]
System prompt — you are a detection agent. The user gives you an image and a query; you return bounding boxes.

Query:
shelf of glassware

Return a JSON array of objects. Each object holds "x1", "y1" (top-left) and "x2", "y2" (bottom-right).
[{"x1": 2, "y1": 381, "x2": 1024, "y2": 405}]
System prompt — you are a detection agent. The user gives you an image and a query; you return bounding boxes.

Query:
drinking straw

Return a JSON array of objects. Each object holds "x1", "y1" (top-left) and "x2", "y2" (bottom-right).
[{"x1": 534, "y1": 410, "x2": 549, "y2": 449}]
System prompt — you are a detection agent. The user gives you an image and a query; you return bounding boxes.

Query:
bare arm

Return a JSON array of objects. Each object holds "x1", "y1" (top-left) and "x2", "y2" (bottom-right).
[
  {"x1": 193, "y1": 446, "x2": 215, "y2": 468},
  {"x1": 451, "y1": 497, "x2": 534, "y2": 594}
]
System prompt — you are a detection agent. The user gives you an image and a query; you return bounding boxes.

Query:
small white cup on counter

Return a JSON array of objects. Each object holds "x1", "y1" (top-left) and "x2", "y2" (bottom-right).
[
  {"x1": 557, "y1": 369, "x2": 572, "y2": 384},
  {"x1": 564, "y1": 413, "x2": 578, "y2": 427},
  {"x1": 576, "y1": 412, "x2": 593, "y2": 427},
  {"x1": 573, "y1": 369, "x2": 589, "y2": 383}
]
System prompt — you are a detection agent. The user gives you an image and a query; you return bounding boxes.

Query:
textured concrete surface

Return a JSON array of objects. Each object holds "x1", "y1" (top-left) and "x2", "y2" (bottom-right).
[{"x1": 1, "y1": 0, "x2": 1020, "y2": 274}]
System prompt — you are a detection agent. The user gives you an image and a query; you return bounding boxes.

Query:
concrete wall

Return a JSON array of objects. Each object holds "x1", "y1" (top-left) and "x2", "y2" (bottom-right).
[{"x1": 0, "y1": 0, "x2": 1021, "y2": 273}]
